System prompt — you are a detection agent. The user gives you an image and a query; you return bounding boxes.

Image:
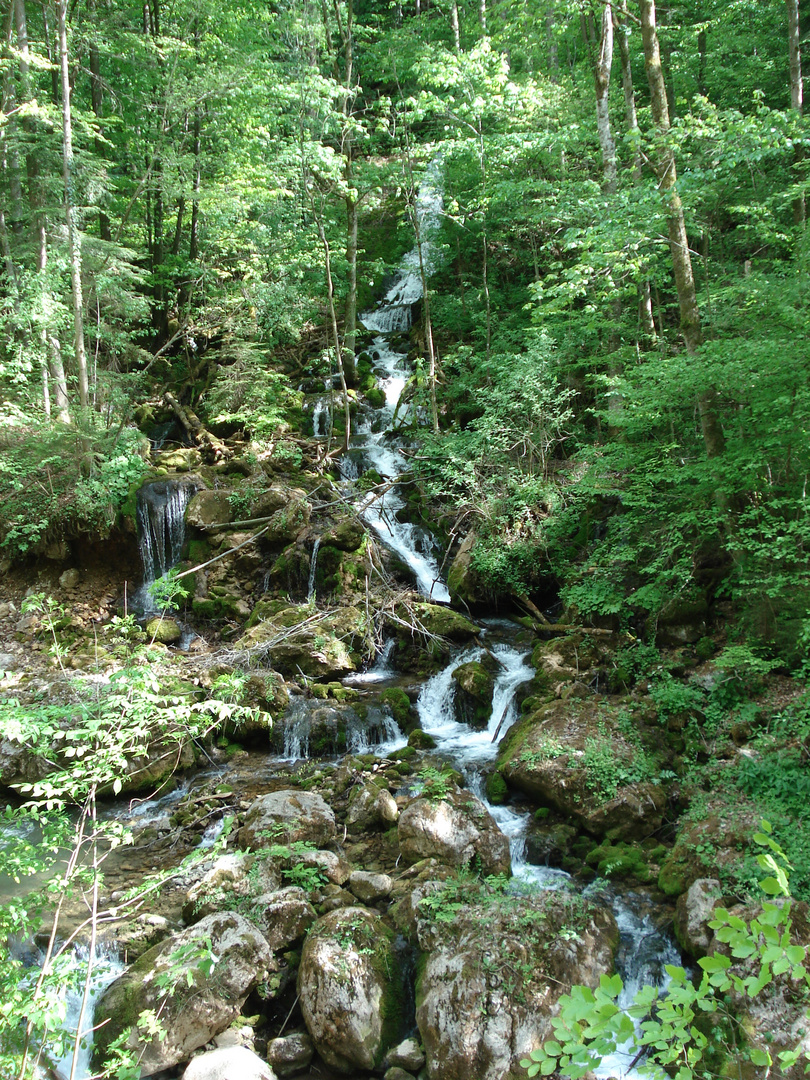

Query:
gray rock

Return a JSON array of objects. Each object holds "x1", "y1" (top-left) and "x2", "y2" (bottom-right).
[
  {"x1": 298, "y1": 907, "x2": 405, "y2": 1072},
  {"x1": 266, "y1": 1032, "x2": 315, "y2": 1077},
  {"x1": 183, "y1": 852, "x2": 282, "y2": 924},
  {"x1": 398, "y1": 791, "x2": 510, "y2": 876},
  {"x1": 255, "y1": 886, "x2": 317, "y2": 950},
  {"x1": 675, "y1": 877, "x2": 723, "y2": 958},
  {"x1": 59, "y1": 568, "x2": 81, "y2": 589},
  {"x1": 384, "y1": 1037, "x2": 426, "y2": 1072},
  {"x1": 238, "y1": 789, "x2": 336, "y2": 850},
  {"x1": 385, "y1": 1069, "x2": 415, "y2": 1080},
  {"x1": 348, "y1": 870, "x2": 394, "y2": 903},
  {"x1": 346, "y1": 780, "x2": 399, "y2": 830},
  {"x1": 182, "y1": 1046, "x2": 275, "y2": 1080},
  {"x1": 92, "y1": 912, "x2": 273, "y2": 1076},
  {"x1": 186, "y1": 490, "x2": 233, "y2": 530}
]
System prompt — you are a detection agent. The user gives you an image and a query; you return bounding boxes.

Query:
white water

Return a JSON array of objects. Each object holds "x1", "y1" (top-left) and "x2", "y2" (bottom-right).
[
  {"x1": 133, "y1": 478, "x2": 199, "y2": 615},
  {"x1": 351, "y1": 160, "x2": 451, "y2": 603},
  {"x1": 36, "y1": 944, "x2": 125, "y2": 1080},
  {"x1": 308, "y1": 537, "x2": 321, "y2": 601},
  {"x1": 416, "y1": 628, "x2": 678, "y2": 1078}
]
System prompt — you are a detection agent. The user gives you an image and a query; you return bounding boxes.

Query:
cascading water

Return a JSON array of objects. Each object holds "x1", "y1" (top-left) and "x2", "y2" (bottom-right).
[
  {"x1": 133, "y1": 478, "x2": 199, "y2": 615},
  {"x1": 308, "y1": 537, "x2": 322, "y2": 601},
  {"x1": 415, "y1": 622, "x2": 679, "y2": 1078},
  {"x1": 348, "y1": 160, "x2": 450, "y2": 603}
]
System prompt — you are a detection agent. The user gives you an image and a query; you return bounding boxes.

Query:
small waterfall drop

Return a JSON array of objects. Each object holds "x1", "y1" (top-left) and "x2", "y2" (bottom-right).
[
  {"x1": 133, "y1": 478, "x2": 199, "y2": 614},
  {"x1": 308, "y1": 537, "x2": 321, "y2": 601}
]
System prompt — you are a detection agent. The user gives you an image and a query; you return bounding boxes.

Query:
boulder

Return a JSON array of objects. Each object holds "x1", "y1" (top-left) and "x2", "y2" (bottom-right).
[
  {"x1": 322, "y1": 517, "x2": 366, "y2": 552},
  {"x1": 186, "y1": 490, "x2": 233, "y2": 530},
  {"x1": 238, "y1": 789, "x2": 336, "y2": 850},
  {"x1": 183, "y1": 852, "x2": 282, "y2": 924},
  {"x1": 264, "y1": 494, "x2": 312, "y2": 544},
  {"x1": 237, "y1": 604, "x2": 367, "y2": 679},
  {"x1": 497, "y1": 699, "x2": 667, "y2": 841},
  {"x1": 298, "y1": 907, "x2": 405, "y2": 1073},
  {"x1": 446, "y1": 532, "x2": 484, "y2": 607},
  {"x1": 397, "y1": 792, "x2": 510, "y2": 876},
  {"x1": 348, "y1": 870, "x2": 394, "y2": 903},
  {"x1": 92, "y1": 912, "x2": 273, "y2": 1076},
  {"x1": 415, "y1": 892, "x2": 617, "y2": 1080},
  {"x1": 182, "y1": 1047, "x2": 275, "y2": 1080},
  {"x1": 145, "y1": 616, "x2": 182, "y2": 644},
  {"x1": 384, "y1": 1037, "x2": 426, "y2": 1072},
  {"x1": 658, "y1": 800, "x2": 760, "y2": 898},
  {"x1": 674, "y1": 878, "x2": 723, "y2": 958},
  {"x1": 255, "y1": 886, "x2": 317, "y2": 950},
  {"x1": 451, "y1": 660, "x2": 495, "y2": 730},
  {"x1": 346, "y1": 779, "x2": 399, "y2": 830},
  {"x1": 266, "y1": 1032, "x2": 315, "y2": 1077}
]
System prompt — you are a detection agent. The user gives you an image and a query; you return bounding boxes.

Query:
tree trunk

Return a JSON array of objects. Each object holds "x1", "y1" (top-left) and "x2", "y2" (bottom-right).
[
  {"x1": 787, "y1": 0, "x2": 805, "y2": 226},
  {"x1": 57, "y1": 0, "x2": 89, "y2": 411},
  {"x1": 615, "y1": 0, "x2": 655, "y2": 340},
  {"x1": 88, "y1": 0, "x2": 111, "y2": 243},
  {"x1": 594, "y1": 1, "x2": 617, "y2": 194},
  {"x1": 315, "y1": 214, "x2": 352, "y2": 451},
  {"x1": 16, "y1": 0, "x2": 70, "y2": 422},
  {"x1": 450, "y1": 0, "x2": 460, "y2": 51},
  {"x1": 639, "y1": 0, "x2": 724, "y2": 458}
]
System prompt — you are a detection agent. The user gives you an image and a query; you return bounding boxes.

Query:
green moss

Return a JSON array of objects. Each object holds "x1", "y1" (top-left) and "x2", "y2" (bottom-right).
[
  {"x1": 585, "y1": 841, "x2": 650, "y2": 881},
  {"x1": 486, "y1": 771, "x2": 508, "y2": 804},
  {"x1": 390, "y1": 746, "x2": 417, "y2": 762},
  {"x1": 408, "y1": 729, "x2": 437, "y2": 750},
  {"x1": 380, "y1": 687, "x2": 413, "y2": 728},
  {"x1": 658, "y1": 854, "x2": 690, "y2": 897}
]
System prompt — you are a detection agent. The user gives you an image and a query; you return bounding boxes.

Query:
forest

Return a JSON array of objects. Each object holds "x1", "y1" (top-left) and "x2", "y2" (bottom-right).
[{"x1": 1, "y1": 0, "x2": 810, "y2": 1077}]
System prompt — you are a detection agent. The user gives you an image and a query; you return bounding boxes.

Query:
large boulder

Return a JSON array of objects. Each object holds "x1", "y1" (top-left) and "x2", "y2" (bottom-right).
[
  {"x1": 658, "y1": 799, "x2": 760, "y2": 898},
  {"x1": 266, "y1": 1032, "x2": 315, "y2": 1077},
  {"x1": 238, "y1": 789, "x2": 337, "y2": 850},
  {"x1": 298, "y1": 907, "x2": 406, "y2": 1073},
  {"x1": 446, "y1": 532, "x2": 485, "y2": 607},
  {"x1": 497, "y1": 698, "x2": 667, "y2": 841},
  {"x1": 255, "y1": 886, "x2": 317, "y2": 951},
  {"x1": 415, "y1": 890, "x2": 617, "y2": 1080},
  {"x1": 397, "y1": 791, "x2": 510, "y2": 876},
  {"x1": 182, "y1": 852, "x2": 282, "y2": 924},
  {"x1": 92, "y1": 912, "x2": 273, "y2": 1076},
  {"x1": 237, "y1": 603, "x2": 367, "y2": 679}
]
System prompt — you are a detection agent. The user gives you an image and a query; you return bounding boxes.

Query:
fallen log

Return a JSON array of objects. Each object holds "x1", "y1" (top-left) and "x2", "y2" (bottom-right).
[{"x1": 163, "y1": 391, "x2": 232, "y2": 463}]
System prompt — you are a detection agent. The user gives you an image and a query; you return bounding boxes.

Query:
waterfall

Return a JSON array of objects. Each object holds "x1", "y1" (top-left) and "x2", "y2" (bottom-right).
[
  {"x1": 308, "y1": 537, "x2": 321, "y2": 601},
  {"x1": 133, "y1": 479, "x2": 199, "y2": 615},
  {"x1": 342, "y1": 160, "x2": 450, "y2": 602},
  {"x1": 136, "y1": 479, "x2": 198, "y2": 587}
]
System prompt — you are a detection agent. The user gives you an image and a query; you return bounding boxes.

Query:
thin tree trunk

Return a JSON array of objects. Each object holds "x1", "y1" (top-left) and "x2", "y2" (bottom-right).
[
  {"x1": 639, "y1": 0, "x2": 724, "y2": 458},
  {"x1": 16, "y1": 0, "x2": 70, "y2": 421},
  {"x1": 315, "y1": 213, "x2": 352, "y2": 451},
  {"x1": 787, "y1": 0, "x2": 805, "y2": 225},
  {"x1": 450, "y1": 0, "x2": 460, "y2": 51},
  {"x1": 402, "y1": 138, "x2": 438, "y2": 433},
  {"x1": 88, "y1": 0, "x2": 111, "y2": 243},
  {"x1": 57, "y1": 0, "x2": 89, "y2": 411},
  {"x1": 546, "y1": 10, "x2": 558, "y2": 81},
  {"x1": 616, "y1": 0, "x2": 655, "y2": 340}
]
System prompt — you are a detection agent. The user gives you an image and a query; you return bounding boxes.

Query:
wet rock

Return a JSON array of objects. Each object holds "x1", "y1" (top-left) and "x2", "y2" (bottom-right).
[
  {"x1": 674, "y1": 877, "x2": 723, "y2": 958},
  {"x1": 385, "y1": 1068, "x2": 414, "y2": 1080},
  {"x1": 146, "y1": 615, "x2": 182, "y2": 644},
  {"x1": 160, "y1": 447, "x2": 202, "y2": 471},
  {"x1": 297, "y1": 847, "x2": 351, "y2": 885},
  {"x1": 384, "y1": 1037, "x2": 426, "y2": 1072},
  {"x1": 183, "y1": 852, "x2": 283, "y2": 924},
  {"x1": 398, "y1": 792, "x2": 510, "y2": 876},
  {"x1": 264, "y1": 494, "x2": 312, "y2": 544},
  {"x1": 238, "y1": 789, "x2": 337, "y2": 850},
  {"x1": 451, "y1": 660, "x2": 495, "y2": 730},
  {"x1": 658, "y1": 800, "x2": 760, "y2": 898},
  {"x1": 407, "y1": 602, "x2": 480, "y2": 641},
  {"x1": 186, "y1": 490, "x2": 233, "y2": 530},
  {"x1": 255, "y1": 886, "x2": 317, "y2": 950},
  {"x1": 252, "y1": 486, "x2": 290, "y2": 519},
  {"x1": 182, "y1": 1046, "x2": 275, "y2": 1080},
  {"x1": 298, "y1": 907, "x2": 405, "y2": 1072},
  {"x1": 266, "y1": 1032, "x2": 315, "y2": 1077},
  {"x1": 348, "y1": 870, "x2": 394, "y2": 902},
  {"x1": 346, "y1": 779, "x2": 399, "y2": 830},
  {"x1": 415, "y1": 892, "x2": 617, "y2": 1080},
  {"x1": 93, "y1": 912, "x2": 273, "y2": 1076}
]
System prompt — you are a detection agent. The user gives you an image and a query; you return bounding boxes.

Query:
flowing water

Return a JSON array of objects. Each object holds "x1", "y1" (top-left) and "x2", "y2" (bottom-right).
[{"x1": 132, "y1": 478, "x2": 200, "y2": 616}]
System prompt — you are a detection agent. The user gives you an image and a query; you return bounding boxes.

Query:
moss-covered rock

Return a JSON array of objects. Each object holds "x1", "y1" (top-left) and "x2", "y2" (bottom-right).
[{"x1": 451, "y1": 660, "x2": 495, "y2": 729}]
